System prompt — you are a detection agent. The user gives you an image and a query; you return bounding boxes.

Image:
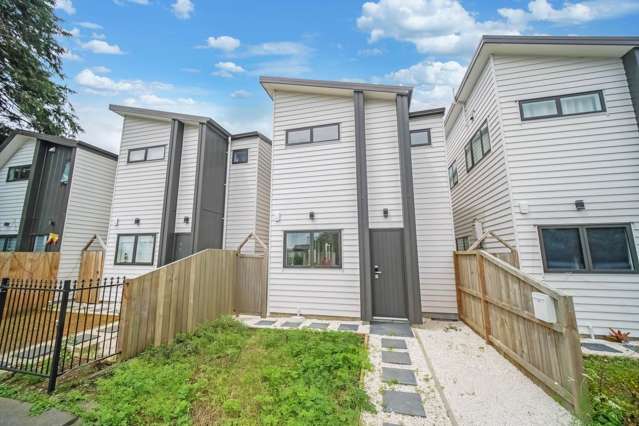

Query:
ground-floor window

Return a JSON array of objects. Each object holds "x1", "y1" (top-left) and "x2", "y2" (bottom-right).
[
  {"x1": 539, "y1": 224, "x2": 637, "y2": 273},
  {"x1": 284, "y1": 230, "x2": 341, "y2": 268},
  {"x1": 115, "y1": 234, "x2": 156, "y2": 265},
  {"x1": 0, "y1": 235, "x2": 16, "y2": 252},
  {"x1": 32, "y1": 235, "x2": 48, "y2": 252},
  {"x1": 456, "y1": 236, "x2": 470, "y2": 251}
]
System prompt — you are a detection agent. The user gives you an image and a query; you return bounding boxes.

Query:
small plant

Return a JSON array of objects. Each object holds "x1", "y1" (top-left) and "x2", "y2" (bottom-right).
[{"x1": 607, "y1": 328, "x2": 631, "y2": 343}]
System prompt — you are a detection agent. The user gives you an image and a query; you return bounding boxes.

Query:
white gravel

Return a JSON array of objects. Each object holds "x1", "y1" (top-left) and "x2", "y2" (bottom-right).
[{"x1": 414, "y1": 320, "x2": 575, "y2": 426}]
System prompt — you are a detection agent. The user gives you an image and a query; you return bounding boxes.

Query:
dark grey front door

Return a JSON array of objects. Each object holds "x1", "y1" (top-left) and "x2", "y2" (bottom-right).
[{"x1": 370, "y1": 229, "x2": 407, "y2": 319}]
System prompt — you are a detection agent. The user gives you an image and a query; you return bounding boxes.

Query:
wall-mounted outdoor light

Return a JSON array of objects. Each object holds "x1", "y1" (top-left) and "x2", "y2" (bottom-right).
[
  {"x1": 383, "y1": 208, "x2": 389, "y2": 218},
  {"x1": 184, "y1": 216, "x2": 190, "y2": 224},
  {"x1": 575, "y1": 200, "x2": 585, "y2": 211},
  {"x1": 134, "y1": 218, "x2": 141, "y2": 225},
  {"x1": 3, "y1": 222, "x2": 9, "y2": 227},
  {"x1": 309, "y1": 211, "x2": 315, "y2": 220}
]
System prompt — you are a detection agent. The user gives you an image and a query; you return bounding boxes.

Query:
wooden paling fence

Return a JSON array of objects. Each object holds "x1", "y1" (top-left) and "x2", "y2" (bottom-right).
[
  {"x1": 234, "y1": 232, "x2": 268, "y2": 317},
  {"x1": 454, "y1": 249, "x2": 586, "y2": 414}
]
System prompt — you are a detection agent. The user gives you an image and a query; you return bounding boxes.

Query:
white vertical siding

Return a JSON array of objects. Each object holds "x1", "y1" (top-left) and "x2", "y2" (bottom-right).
[
  {"x1": 445, "y1": 60, "x2": 516, "y2": 252},
  {"x1": 365, "y1": 97, "x2": 403, "y2": 228},
  {"x1": 103, "y1": 117, "x2": 170, "y2": 278},
  {"x1": 58, "y1": 148, "x2": 117, "y2": 281},
  {"x1": 255, "y1": 138, "x2": 271, "y2": 254},
  {"x1": 493, "y1": 54, "x2": 639, "y2": 335},
  {"x1": 0, "y1": 138, "x2": 35, "y2": 236},
  {"x1": 224, "y1": 137, "x2": 258, "y2": 253},
  {"x1": 410, "y1": 114, "x2": 457, "y2": 316},
  {"x1": 174, "y1": 124, "x2": 199, "y2": 233},
  {"x1": 268, "y1": 90, "x2": 360, "y2": 318}
]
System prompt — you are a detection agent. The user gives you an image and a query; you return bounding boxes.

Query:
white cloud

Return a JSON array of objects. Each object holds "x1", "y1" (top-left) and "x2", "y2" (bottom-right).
[
  {"x1": 77, "y1": 21, "x2": 103, "y2": 30},
  {"x1": 91, "y1": 66, "x2": 111, "y2": 74},
  {"x1": 499, "y1": 0, "x2": 639, "y2": 26},
  {"x1": 74, "y1": 69, "x2": 172, "y2": 95},
  {"x1": 246, "y1": 42, "x2": 310, "y2": 56},
  {"x1": 67, "y1": 27, "x2": 80, "y2": 37},
  {"x1": 230, "y1": 90, "x2": 251, "y2": 98},
  {"x1": 91, "y1": 32, "x2": 107, "y2": 40},
  {"x1": 206, "y1": 36, "x2": 241, "y2": 52},
  {"x1": 62, "y1": 49, "x2": 81, "y2": 61},
  {"x1": 55, "y1": 0, "x2": 75, "y2": 14},
  {"x1": 213, "y1": 61, "x2": 245, "y2": 77},
  {"x1": 81, "y1": 39, "x2": 124, "y2": 55},
  {"x1": 172, "y1": 0, "x2": 194, "y2": 19},
  {"x1": 124, "y1": 94, "x2": 196, "y2": 107}
]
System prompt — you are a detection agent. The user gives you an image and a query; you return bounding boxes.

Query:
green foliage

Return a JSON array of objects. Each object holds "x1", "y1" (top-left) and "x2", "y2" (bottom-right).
[
  {"x1": 584, "y1": 355, "x2": 639, "y2": 425},
  {"x1": 0, "y1": 0, "x2": 81, "y2": 137}
]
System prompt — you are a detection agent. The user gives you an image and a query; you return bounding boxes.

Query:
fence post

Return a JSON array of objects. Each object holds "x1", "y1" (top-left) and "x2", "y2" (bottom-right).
[
  {"x1": 0, "y1": 278, "x2": 8, "y2": 320},
  {"x1": 558, "y1": 295, "x2": 588, "y2": 417},
  {"x1": 47, "y1": 280, "x2": 71, "y2": 394},
  {"x1": 453, "y1": 252, "x2": 463, "y2": 321},
  {"x1": 476, "y1": 253, "x2": 492, "y2": 341}
]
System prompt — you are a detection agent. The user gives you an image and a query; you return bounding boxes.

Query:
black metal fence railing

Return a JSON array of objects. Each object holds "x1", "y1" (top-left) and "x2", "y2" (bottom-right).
[{"x1": 0, "y1": 277, "x2": 124, "y2": 392}]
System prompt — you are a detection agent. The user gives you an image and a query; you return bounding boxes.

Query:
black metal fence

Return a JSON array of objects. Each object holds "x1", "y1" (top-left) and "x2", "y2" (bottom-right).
[{"x1": 0, "y1": 277, "x2": 124, "y2": 392}]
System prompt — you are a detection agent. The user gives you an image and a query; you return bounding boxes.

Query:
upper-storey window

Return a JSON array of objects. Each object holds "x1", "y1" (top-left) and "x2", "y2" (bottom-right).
[
  {"x1": 410, "y1": 129, "x2": 431, "y2": 147},
  {"x1": 6, "y1": 165, "x2": 31, "y2": 182},
  {"x1": 286, "y1": 123, "x2": 340, "y2": 145},
  {"x1": 232, "y1": 148, "x2": 248, "y2": 164},
  {"x1": 448, "y1": 162, "x2": 458, "y2": 189},
  {"x1": 464, "y1": 121, "x2": 490, "y2": 172},
  {"x1": 127, "y1": 145, "x2": 166, "y2": 163},
  {"x1": 519, "y1": 90, "x2": 605, "y2": 121}
]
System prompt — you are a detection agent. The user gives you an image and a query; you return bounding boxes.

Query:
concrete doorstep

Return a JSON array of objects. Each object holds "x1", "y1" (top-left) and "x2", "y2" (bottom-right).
[{"x1": 0, "y1": 397, "x2": 79, "y2": 426}]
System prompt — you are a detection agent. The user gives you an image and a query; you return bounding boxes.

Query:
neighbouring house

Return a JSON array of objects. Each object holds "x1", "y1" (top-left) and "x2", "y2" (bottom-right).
[
  {"x1": 0, "y1": 130, "x2": 118, "y2": 280},
  {"x1": 260, "y1": 77, "x2": 456, "y2": 324},
  {"x1": 103, "y1": 105, "x2": 271, "y2": 278},
  {"x1": 444, "y1": 35, "x2": 639, "y2": 336}
]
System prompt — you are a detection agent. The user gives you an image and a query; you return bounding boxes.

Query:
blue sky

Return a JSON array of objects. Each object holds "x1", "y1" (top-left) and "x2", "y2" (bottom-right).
[{"x1": 53, "y1": 0, "x2": 639, "y2": 153}]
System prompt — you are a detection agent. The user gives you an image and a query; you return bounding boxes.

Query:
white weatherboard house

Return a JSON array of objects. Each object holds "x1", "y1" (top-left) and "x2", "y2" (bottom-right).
[
  {"x1": 260, "y1": 77, "x2": 456, "y2": 324},
  {"x1": 103, "y1": 105, "x2": 271, "y2": 278},
  {"x1": 0, "y1": 130, "x2": 117, "y2": 280},
  {"x1": 445, "y1": 36, "x2": 639, "y2": 336}
]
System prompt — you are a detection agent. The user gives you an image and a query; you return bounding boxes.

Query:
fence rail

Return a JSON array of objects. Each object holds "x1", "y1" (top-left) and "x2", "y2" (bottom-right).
[{"x1": 454, "y1": 250, "x2": 586, "y2": 414}]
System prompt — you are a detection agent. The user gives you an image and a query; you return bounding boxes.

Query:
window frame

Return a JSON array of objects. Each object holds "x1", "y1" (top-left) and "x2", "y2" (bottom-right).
[
  {"x1": 285, "y1": 123, "x2": 340, "y2": 146},
  {"x1": 6, "y1": 164, "x2": 31, "y2": 182},
  {"x1": 232, "y1": 148, "x2": 249, "y2": 164},
  {"x1": 448, "y1": 161, "x2": 458, "y2": 189},
  {"x1": 0, "y1": 235, "x2": 17, "y2": 252},
  {"x1": 114, "y1": 233, "x2": 157, "y2": 266},
  {"x1": 456, "y1": 236, "x2": 470, "y2": 251},
  {"x1": 283, "y1": 230, "x2": 342, "y2": 269},
  {"x1": 519, "y1": 90, "x2": 606, "y2": 121},
  {"x1": 538, "y1": 224, "x2": 638, "y2": 274},
  {"x1": 127, "y1": 145, "x2": 166, "y2": 164},
  {"x1": 32, "y1": 234, "x2": 48, "y2": 252},
  {"x1": 465, "y1": 120, "x2": 491, "y2": 172},
  {"x1": 409, "y1": 129, "x2": 431, "y2": 147}
]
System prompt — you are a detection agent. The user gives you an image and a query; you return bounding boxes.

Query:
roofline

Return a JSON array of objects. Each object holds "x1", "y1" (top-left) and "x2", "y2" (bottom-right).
[
  {"x1": 409, "y1": 107, "x2": 445, "y2": 118},
  {"x1": 109, "y1": 104, "x2": 231, "y2": 137},
  {"x1": 1, "y1": 129, "x2": 118, "y2": 160},
  {"x1": 259, "y1": 76, "x2": 413, "y2": 99},
  {"x1": 231, "y1": 131, "x2": 272, "y2": 145}
]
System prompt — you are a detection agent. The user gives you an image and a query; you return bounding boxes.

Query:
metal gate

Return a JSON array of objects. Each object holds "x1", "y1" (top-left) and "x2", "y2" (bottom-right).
[{"x1": 0, "y1": 277, "x2": 123, "y2": 392}]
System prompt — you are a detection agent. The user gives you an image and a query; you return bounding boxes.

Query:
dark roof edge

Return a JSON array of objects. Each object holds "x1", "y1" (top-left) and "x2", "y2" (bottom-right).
[
  {"x1": 259, "y1": 76, "x2": 413, "y2": 98},
  {"x1": 231, "y1": 131, "x2": 272, "y2": 145},
  {"x1": 409, "y1": 107, "x2": 446, "y2": 118},
  {"x1": 1, "y1": 129, "x2": 117, "y2": 160},
  {"x1": 482, "y1": 35, "x2": 639, "y2": 46}
]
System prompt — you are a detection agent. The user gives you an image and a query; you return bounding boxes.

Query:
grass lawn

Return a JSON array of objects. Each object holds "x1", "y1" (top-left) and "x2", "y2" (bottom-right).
[
  {"x1": 0, "y1": 317, "x2": 372, "y2": 425},
  {"x1": 584, "y1": 355, "x2": 639, "y2": 425}
]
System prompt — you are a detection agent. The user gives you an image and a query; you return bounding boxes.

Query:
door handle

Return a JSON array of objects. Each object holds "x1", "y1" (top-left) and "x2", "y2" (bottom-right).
[{"x1": 374, "y1": 264, "x2": 382, "y2": 279}]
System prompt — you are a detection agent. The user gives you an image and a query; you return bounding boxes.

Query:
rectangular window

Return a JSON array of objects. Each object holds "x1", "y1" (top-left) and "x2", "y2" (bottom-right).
[
  {"x1": 465, "y1": 121, "x2": 491, "y2": 172},
  {"x1": 284, "y1": 230, "x2": 341, "y2": 268},
  {"x1": 0, "y1": 236, "x2": 17, "y2": 252},
  {"x1": 456, "y1": 237, "x2": 470, "y2": 251},
  {"x1": 232, "y1": 148, "x2": 249, "y2": 164},
  {"x1": 286, "y1": 123, "x2": 340, "y2": 145},
  {"x1": 33, "y1": 235, "x2": 48, "y2": 252},
  {"x1": 127, "y1": 145, "x2": 166, "y2": 163},
  {"x1": 410, "y1": 129, "x2": 431, "y2": 147},
  {"x1": 115, "y1": 234, "x2": 156, "y2": 265},
  {"x1": 60, "y1": 160, "x2": 70, "y2": 184},
  {"x1": 6, "y1": 165, "x2": 31, "y2": 182},
  {"x1": 519, "y1": 90, "x2": 605, "y2": 120},
  {"x1": 448, "y1": 162, "x2": 458, "y2": 189},
  {"x1": 539, "y1": 224, "x2": 637, "y2": 273}
]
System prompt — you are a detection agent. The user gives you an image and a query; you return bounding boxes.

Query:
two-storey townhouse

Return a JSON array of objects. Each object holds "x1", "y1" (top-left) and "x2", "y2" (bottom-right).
[{"x1": 445, "y1": 36, "x2": 639, "y2": 336}]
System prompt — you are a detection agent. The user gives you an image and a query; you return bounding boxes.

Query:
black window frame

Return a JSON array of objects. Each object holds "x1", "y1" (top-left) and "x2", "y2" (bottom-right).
[
  {"x1": 285, "y1": 123, "x2": 340, "y2": 146},
  {"x1": 538, "y1": 224, "x2": 638, "y2": 274},
  {"x1": 448, "y1": 161, "x2": 458, "y2": 189},
  {"x1": 114, "y1": 233, "x2": 157, "y2": 266},
  {"x1": 283, "y1": 230, "x2": 342, "y2": 269},
  {"x1": 0, "y1": 235, "x2": 17, "y2": 252},
  {"x1": 410, "y1": 129, "x2": 431, "y2": 147},
  {"x1": 127, "y1": 145, "x2": 166, "y2": 163},
  {"x1": 6, "y1": 164, "x2": 31, "y2": 182},
  {"x1": 232, "y1": 148, "x2": 249, "y2": 164},
  {"x1": 519, "y1": 90, "x2": 606, "y2": 121},
  {"x1": 465, "y1": 120, "x2": 491, "y2": 172}
]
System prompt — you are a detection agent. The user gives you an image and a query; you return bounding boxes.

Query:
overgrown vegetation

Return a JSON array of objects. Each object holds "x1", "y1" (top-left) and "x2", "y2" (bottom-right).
[
  {"x1": 0, "y1": 317, "x2": 372, "y2": 425},
  {"x1": 584, "y1": 355, "x2": 639, "y2": 425}
]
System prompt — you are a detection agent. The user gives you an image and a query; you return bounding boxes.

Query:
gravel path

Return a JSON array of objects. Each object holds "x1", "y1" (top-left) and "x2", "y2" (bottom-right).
[{"x1": 414, "y1": 320, "x2": 575, "y2": 426}]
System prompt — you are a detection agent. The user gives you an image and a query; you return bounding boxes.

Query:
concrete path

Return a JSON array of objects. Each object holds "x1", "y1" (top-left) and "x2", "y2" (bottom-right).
[{"x1": 0, "y1": 397, "x2": 78, "y2": 426}]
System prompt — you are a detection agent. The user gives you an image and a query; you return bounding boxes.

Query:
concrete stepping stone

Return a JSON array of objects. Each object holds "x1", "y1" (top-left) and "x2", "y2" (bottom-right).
[
  {"x1": 15, "y1": 344, "x2": 52, "y2": 359},
  {"x1": 581, "y1": 342, "x2": 622, "y2": 353},
  {"x1": 382, "y1": 390, "x2": 426, "y2": 417},
  {"x1": 338, "y1": 324, "x2": 359, "y2": 332},
  {"x1": 255, "y1": 320, "x2": 276, "y2": 326},
  {"x1": 382, "y1": 351, "x2": 411, "y2": 365},
  {"x1": 623, "y1": 344, "x2": 639, "y2": 353},
  {"x1": 72, "y1": 333, "x2": 99, "y2": 345},
  {"x1": 307, "y1": 323, "x2": 329, "y2": 330},
  {"x1": 383, "y1": 423, "x2": 400, "y2": 426},
  {"x1": 382, "y1": 338, "x2": 407, "y2": 349},
  {"x1": 102, "y1": 324, "x2": 119, "y2": 333},
  {"x1": 370, "y1": 322, "x2": 414, "y2": 337},
  {"x1": 382, "y1": 367, "x2": 417, "y2": 385},
  {"x1": 281, "y1": 321, "x2": 302, "y2": 328},
  {"x1": 0, "y1": 397, "x2": 78, "y2": 426}
]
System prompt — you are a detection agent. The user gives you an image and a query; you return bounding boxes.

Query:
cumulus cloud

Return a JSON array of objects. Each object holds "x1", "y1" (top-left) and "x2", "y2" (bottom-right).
[
  {"x1": 67, "y1": 27, "x2": 80, "y2": 37},
  {"x1": 62, "y1": 49, "x2": 81, "y2": 61},
  {"x1": 206, "y1": 36, "x2": 241, "y2": 52},
  {"x1": 81, "y1": 39, "x2": 124, "y2": 55},
  {"x1": 213, "y1": 62, "x2": 245, "y2": 77},
  {"x1": 499, "y1": 0, "x2": 639, "y2": 26},
  {"x1": 246, "y1": 42, "x2": 310, "y2": 56},
  {"x1": 230, "y1": 90, "x2": 251, "y2": 98},
  {"x1": 172, "y1": 0, "x2": 194, "y2": 19},
  {"x1": 91, "y1": 66, "x2": 111, "y2": 73},
  {"x1": 74, "y1": 69, "x2": 172, "y2": 95},
  {"x1": 124, "y1": 94, "x2": 196, "y2": 107},
  {"x1": 77, "y1": 21, "x2": 102, "y2": 30},
  {"x1": 55, "y1": 0, "x2": 75, "y2": 14}
]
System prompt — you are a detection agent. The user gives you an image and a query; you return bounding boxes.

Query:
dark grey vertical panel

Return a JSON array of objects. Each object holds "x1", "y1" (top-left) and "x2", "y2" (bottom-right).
[
  {"x1": 370, "y1": 229, "x2": 407, "y2": 318},
  {"x1": 17, "y1": 140, "x2": 43, "y2": 250},
  {"x1": 158, "y1": 119, "x2": 184, "y2": 266},
  {"x1": 623, "y1": 47, "x2": 639, "y2": 126},
  {"x1": 354, "y1": 90, "x2": 373, "y2": 321},
  {"x1": 396, "y1": 94, "x2": 422, "y2": 324}
]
